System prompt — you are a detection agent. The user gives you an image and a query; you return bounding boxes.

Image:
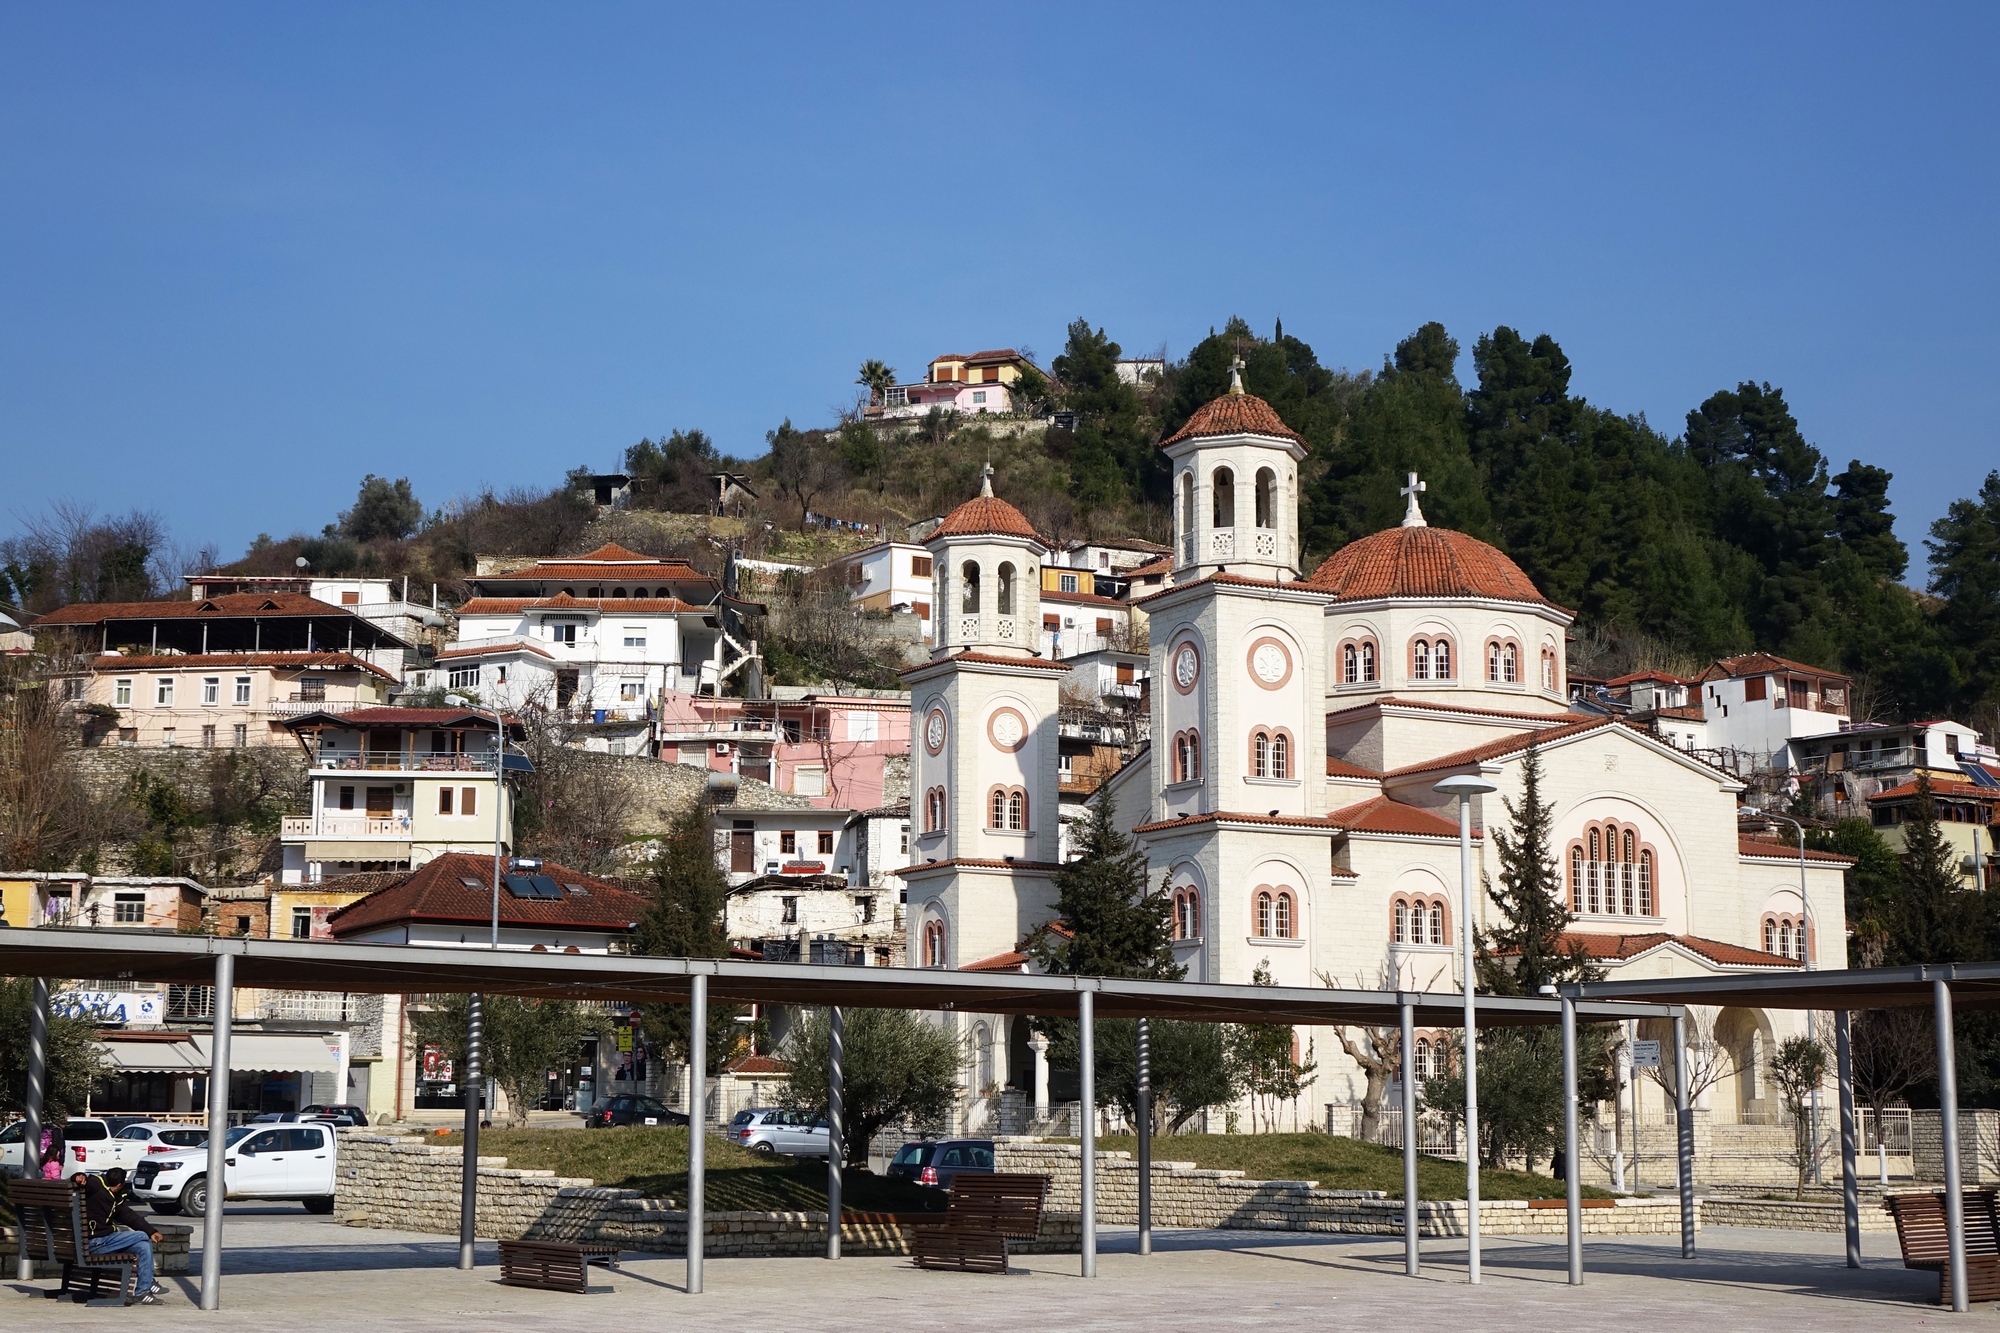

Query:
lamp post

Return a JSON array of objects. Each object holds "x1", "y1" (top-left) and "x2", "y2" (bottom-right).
[
  {"x1": 1743, "y1": 804, "x2": 1820, "y2": 1180},
  {"x1": 447, "y1": 691, "x2": 507, "y2": 1270},
  {"x1": 1434, "y1": 771, "x2": 1497, "y2": 1283}
]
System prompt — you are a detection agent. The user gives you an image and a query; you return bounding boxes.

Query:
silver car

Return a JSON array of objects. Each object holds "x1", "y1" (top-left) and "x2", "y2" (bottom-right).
[{"x1": 725, "y1": 1107, "x2": 831, "y2": 1157}]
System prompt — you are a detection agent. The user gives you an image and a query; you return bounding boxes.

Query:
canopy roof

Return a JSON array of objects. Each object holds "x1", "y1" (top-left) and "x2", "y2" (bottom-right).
[
  {"x1": 1571, "y1": 961, "x2": 2000, "y2": 1011},
  {"x1": 0, "y1": 928, "x2": 1674, "y2": 1028}
]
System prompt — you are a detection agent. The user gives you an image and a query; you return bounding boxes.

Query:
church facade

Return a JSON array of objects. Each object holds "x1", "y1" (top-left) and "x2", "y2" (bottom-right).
[{"x1": 902, "y1": 380, "x2": 1851, "y2": 1132}]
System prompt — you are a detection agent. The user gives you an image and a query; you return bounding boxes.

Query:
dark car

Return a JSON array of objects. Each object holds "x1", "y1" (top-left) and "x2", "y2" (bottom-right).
[
  {"x1": 886, "y1": 1139, "x2": 995, "y2": 1189},
  {"x1": 588, "y1": 1095, "x2": 689, "y2": 1129},
  {"x1": 300, "y1": 1104, "x2": 370, "y2": 1127}
]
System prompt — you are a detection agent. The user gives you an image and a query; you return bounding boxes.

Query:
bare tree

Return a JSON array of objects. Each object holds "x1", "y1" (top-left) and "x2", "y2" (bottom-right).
[
  {"x1": 1641, "y1": 1006, "x2": 1736, "y2": 1110},
  {"x1": 1850, "y1": 1008, "x2": 1936, "y2": 1146},
  {"x1": 1319, "y1": 965, "x2": 1446, "y2": 1143},
  {"x1": 764, "y1": 422, "x2": 846, "y2": 527}
]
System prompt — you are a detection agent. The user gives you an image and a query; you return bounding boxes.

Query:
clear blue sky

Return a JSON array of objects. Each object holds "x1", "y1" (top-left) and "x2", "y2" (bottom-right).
[{"x1": 4, "y1": 3, "x2": 1995, "y2": 575}]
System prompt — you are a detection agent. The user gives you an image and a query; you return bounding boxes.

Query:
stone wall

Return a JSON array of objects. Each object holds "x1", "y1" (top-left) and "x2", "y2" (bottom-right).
[
  {"x1": 1700, "y1": 1196, "x2": 1897, "y2": 1233},
  {"x1": 1911, "y1": 1109, "x2": 2000, "y2": 1184}
]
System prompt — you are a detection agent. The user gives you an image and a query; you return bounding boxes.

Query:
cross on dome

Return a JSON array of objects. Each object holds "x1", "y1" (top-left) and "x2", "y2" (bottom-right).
[
  {"x1": 1227, "y1": 354, "x2": 1246, "y2": 395},
  {"x1": 1400, "y1": 472, "x2": 1428, "y2": 528},
  {"x1": 979, "y1": 461, "x2": 994, "y2": 497}
]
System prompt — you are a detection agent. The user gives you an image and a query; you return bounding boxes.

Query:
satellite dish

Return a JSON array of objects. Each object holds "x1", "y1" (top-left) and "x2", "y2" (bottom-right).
[{"x1": 295, "y1": 556, "x2": 310, "y2": 570}]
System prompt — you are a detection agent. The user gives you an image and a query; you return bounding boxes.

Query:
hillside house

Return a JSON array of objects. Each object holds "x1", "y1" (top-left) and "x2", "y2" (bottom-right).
[
  {"x1": 876, "y1": 349, "x2": 1044, "y2": 418},
  {"x1": 1697, "y1": 653, "x2": 1851, "y2": 773}
]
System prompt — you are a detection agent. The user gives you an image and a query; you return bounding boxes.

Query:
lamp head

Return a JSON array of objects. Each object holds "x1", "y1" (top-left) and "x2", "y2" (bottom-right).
[
  {"x1": 1433, "y1": 774, "x2": 1498, "y2": 798},
  {"x1": 444, "y1": 693, "x2": 471, "y2": 707},
  {"x1": 1737, "y1": 805, "x2": 1761, "y2": 818},
  {"x1": 1538, "y1": 983, "x2": 1558, "y2": 998}
]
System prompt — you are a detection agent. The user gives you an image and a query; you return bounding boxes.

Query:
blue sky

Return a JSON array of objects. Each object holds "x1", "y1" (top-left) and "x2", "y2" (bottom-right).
[{"x1": 4, "y1": 3, "x2": 1995, "y2": 576}]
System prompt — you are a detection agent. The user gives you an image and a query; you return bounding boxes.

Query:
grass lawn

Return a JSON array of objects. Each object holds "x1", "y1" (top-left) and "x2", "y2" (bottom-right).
[
  {"x1": 1076, "y1": 1133, "x2": 1614, "y2": 1202},
  {"x1": 434, "y1": 1126, "x2": 949, "y2": 1215}
]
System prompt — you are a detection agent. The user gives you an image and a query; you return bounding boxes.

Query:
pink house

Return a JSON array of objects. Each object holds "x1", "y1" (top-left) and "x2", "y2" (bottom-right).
[{"x1": 657, "y1": 690, "x2": 909, "y2": 810}]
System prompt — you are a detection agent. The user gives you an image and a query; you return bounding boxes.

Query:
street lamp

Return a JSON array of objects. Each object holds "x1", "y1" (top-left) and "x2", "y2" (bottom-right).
[{"x1": 1434, "y1": 771, "x2": 1497, "y2": 1284}]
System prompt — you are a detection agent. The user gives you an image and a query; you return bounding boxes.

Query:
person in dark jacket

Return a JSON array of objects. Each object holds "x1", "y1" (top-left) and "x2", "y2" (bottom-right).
[{"x1": 74, "y1": 1169, "x2": 166, "y2": 1304}]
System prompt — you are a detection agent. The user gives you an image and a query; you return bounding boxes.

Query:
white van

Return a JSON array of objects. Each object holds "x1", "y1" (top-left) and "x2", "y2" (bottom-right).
[{"x1": 130, "y1": 1123, "x2": 339, "y2": 1217}]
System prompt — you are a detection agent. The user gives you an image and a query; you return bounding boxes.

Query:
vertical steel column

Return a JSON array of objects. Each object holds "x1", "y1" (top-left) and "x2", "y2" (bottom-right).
[
  {"x1": 1457, "y1": 794, "x2": 1481, "y2": 1285},
  {"x1": 1673, "y1": 1011, "x2": 1694, "y2": 1259},
  {"x1": 826, "y1": 1006, "x2": 844, "y2": 1260},
  {"x1": 688, "y1": 973, "x2": 707, "y2": 1295},
  {"x1": 1079, "y1": 988, "x2": 1096, "y2": 1279},
  {"x1": 1562, "y1": 993, "x2": 1581, "y2": 1285},
  {"x1": 199, "y1": 951, "x2": 235, "y2": 1311},
  {"x1": 1937, "y1": 979, "x2": 1967, "y2": 1313},
  {"x1": 17, "y1": 977, "x2": 49, "y2": 1281},
  {"x1": 1401, "y1": 996, "x2": 1419, "y2": 1277},
  {"x1": 1136, "y1": 1017, "x2": 1152, "y2": 1257},
  {"x1": 1835, "y1": 1010, "x2": 1860, "y2": 1269},
  {"x1": 459, "y1": 993, "x2": 483, "y2": 1270}
]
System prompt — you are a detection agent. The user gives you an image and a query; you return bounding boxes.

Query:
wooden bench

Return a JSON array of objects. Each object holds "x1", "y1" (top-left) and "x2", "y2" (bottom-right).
[
  {"x1": 495, "y1": 1239, "x2": 621, "y2": 1293},
  {"x1": 910, "y1": 1173, "x2": 1049, "y2": 1275},
  {"x1": 1884, "y1": 1189, "x2": 2000, "y2": 1304},
  {"x1": 6, "y1": 1178, "x2": 142, "y2": 1305}
]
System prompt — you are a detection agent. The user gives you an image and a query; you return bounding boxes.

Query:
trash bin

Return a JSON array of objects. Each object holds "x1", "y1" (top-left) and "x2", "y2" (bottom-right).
[{"x1": 594, "y1": 709, "x2": 606, "y2": 723}]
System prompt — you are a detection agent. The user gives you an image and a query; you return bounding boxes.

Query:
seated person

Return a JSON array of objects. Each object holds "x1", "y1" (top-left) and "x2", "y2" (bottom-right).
[{"x1": 75, "y1": 1168, "x2": 166, "y2": 1305}]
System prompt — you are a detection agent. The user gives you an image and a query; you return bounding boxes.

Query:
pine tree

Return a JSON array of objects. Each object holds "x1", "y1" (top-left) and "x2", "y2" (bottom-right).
[
  {"x1": 633, "y1": 802, "x2": 740, "y2": 1074},
  {"x1": 1030, "y1": 794, "x2": 1178, "y2": 981},
  {"x1": 1478, "y1": 744, "x2": 1597, "y2": 995},
  {"x1": 1888, "y1": 774, "x2": 1992, "y2": 965}
]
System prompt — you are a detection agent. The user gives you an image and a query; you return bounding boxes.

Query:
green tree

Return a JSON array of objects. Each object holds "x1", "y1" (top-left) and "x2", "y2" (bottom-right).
[
  {"x1": 854, "y1": 359, "x2": 897, "y2": 407},
  {"x1": 338, "y1": 474, "x2": 424, "y2": 542},
  {"x1": 1927, "y1": 470, "x2": 2000, "y2": 709},
  {"x1": 625, "y1": 428, "x2": 725, "y2": 512},
  {"x1": 764, "y1": 419, "x2": 846, "y2": 526},
  {"x1": 780, "y1": 1007, "x2": 960, "y2": 1168},
  {"x1": 833, "y1": 420, "x2": 882, "y2": 480},
  {"x1": 632, "y1": 803, "x2": 741, "y2": 1075},
  {"x1": 409, "y1": 994, "x2": 606, "y2": 1127},
  {"x1": 1768, "y1": 1034, "x2": 1830, "y2": 1198},
  {"x1": 1831, "y1": 460, "x2": 1908, "y2": 582},
  {"x1": 1809, "y1": 817, "x2": 1902, "y2": 967},
  {"x1": 0, "y1": 977, "x2": 107, "y2": 1118},
  {"x1": 1030, "y1": 796, "x2": 1176, "y2": 980},
  {"x1": 1228, "y1": 963, "x2": 1317, "y2": 1132},
  {"x1": 1886, "y1": 774, "x2": 1993, "y2": 965},
  {"x1": 1052, "y1": 319, "x2": 1153, "y2": 514}
]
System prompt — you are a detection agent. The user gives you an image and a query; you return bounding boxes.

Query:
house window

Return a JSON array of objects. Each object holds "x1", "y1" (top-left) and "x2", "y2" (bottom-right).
[
  {"x1": 233, "y1": 724, "x2": 247, "y2": 747},
  {"x1": 439, "y1": 787, "x2": 455, "y2": 815},
  {"x1": 1412, "y1": 640, "x2": 1430, "y2": 681},
  {"x1": 338, "y1": 786, "x2": 355, "y2": 811},
  {"x1": 161, "y1": 728, "x2": 177, "y2": 747},
  {"x1": 1435, "y1": 640, "x2": 1452, "y2": 679},
  {"x1": 857, "y1": 895, "x2": 876, "y2": 923},
  {"x1": 620, "y1": 682, "x2": 642, "y2": 702},
  {"x1": 1059, "y1": 573, "x2": 1079, "y2": 593},
  {"x1": 448, "y1": 666, "x2": 479, "y2": 689},
  {"x1": 1487, "y1": 640, "x2": 1520, "y2": 684},
  {"x1": 234, "y1": 676, "x2": 252, "y2": 705},
  {"x1": 156, "y1": 677, "x2": 174, "y2": 706},
  {"x1": 1360, "y1": 641, "x2": 1376, "y2": 682},
  {"x1": 550, "y1": 624, "x2": 578, "y2": 645},
  {"x1": 459, "y1": 786, "x2": 476, "y2": 817},
  {"x1": 1116, "y1": 663, "x2": 1135, "y2": 685},
  {"x1": 923, "y1": 918, "x2": 947, "y2": 968},
  {"x1": 911, "y1": 556, "x2": 932, "y2": 578},
  {"x1": 292, "y1": 907, "x2": 312, "y2": 939},
  {"x1": 201, "y1": 725, "x2": 216, "y2": 748},
  {"x1": 202, "y1": 677, "x2": 220, "y2": 705},
  {"x1": 113, "y1": 893, "x2": 145, "y2": 924},
  {"x1": 780, "y1": 831, "x2": 797, "y2": 855},
  {"x1": 624, "y1": 628, "x2": 646, "y2": 648},
  {"x1": 115, "y1": 679, "x2": 132, "y2": 706},
  {"x1": 1254, "y1": 888, "x2": 1297, "y2": 939},
  {"x1": 1745, "y1": 675, "x2": 1767, "y2": 702},
  {"x1": 1541, "y1": 648, "x2": 1558, "y2": 691},
  {"x1": 1342, "y1": 644, "x2": 1358, "y2": 684},
  {"x1": 972, "y1": 390, "x2": 987, "y2": 404},
  {"x1": 795, "y1": 767, "x2": 826, "y2": 797},
  {"x1": 817, "y1": 830, "x2": 835, "y2": 854},
  {"x1": 913, "y1": 601, "x2": 931, "y2": 620},
  {"x1": 299, "y1": 675, "x2": 325, "y2": 702},
  {"x1": 1789, "y1": 677, "x2": 1809, "y2": 709},
  {"x1": 1249, "y1": 729, "x2": 1292, "y2": 779},
  {"x1": 782, "y1": 897, "x2": 799, "y2": 924}
]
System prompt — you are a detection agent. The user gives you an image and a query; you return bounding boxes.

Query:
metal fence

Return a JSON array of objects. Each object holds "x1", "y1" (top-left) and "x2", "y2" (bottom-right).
[{"x1": 1352, "y1": 1103, "x2": 1462, "y2": 1158}]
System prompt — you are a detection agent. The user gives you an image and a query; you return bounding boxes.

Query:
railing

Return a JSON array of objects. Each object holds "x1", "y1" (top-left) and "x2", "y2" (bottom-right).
[
  {"x1": 259, "y1": 992, "x2": 357, "y2": 1021},
  {"x1": 657, "y1": 718, "x2": 778, "y2": 741},
  {"x1": 1359, "y1": 1102, "x2": 1462, "y2": 1157},
  {"x1": 1860, "y1": 1106, "x2": 1913, "y2": 1154},
  {"x1": 312, "y1": 751, "x2": 499, "y2": 772},
  {"x1": 281, "y1": 815, "x2": 410, "y2": 839},
  {"x1": 166, "y1": 984, "x2": 214, "y2": 1021}
]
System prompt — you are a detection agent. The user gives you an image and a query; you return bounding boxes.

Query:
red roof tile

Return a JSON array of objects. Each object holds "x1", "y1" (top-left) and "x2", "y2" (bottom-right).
[
  {"x1": 901, "y1": 651, "x2": 1072, "y2": 676},
  {"x1": 930, "y1": 494, "x2": 1044, "y2": 543},
  {"x1": 1737, "y1": 836, "x2": 1856, "y2": 864},
  {"x1": 891, "y1": 858, "x2": 1063, "y2": 875},
  {"x1": 325, "y1": 852, "x2": 649, "y2": 936},
  {"x1": 727, "y1": 1053, "x2": 792, "y2": 1075},
  {"x1": 962, "y1": 950, "x2": 1031, "y2": 973},
  {"x1": 1327, "y1": 795, "x2": 1470, "y2": 838},
  {"x1": 283, "y1": 706, "x2": 521, "y2": 731},
  {"x1": 88, "y1": 651, "x2": 396, "y2": 682},
  {"x1": 456, "y1": 597, "x2": 705, "y2": 615},
  {"x1": 1866, "y1": 779, "x2": 2000, "y2": 803},
  {"x1": 1699, "y1": 653, "x2": 1849, "y2": 683},
  {"x1": 1556, "y1": 931, "x2": 1803, "y2": 969},
  {"x1": 433, "y1": 640, "x2": 557, "y2": 661},
  {"x1": 1607, "y1": 670, "x2": 1691, "y2": 687},
  {"x1": 1383, "y1": 716, "x2": 1618, "y2": 779},
  {"x1": 35, "y1": 592, "x2": 360, "y2": 625},
  {"x1": 1041, "y1": 588, "x2": 1125, "y2": 607},
  {"x1": 1125, "y1": 557, "x2": 1174, "y2": 580},
  {"x1": 1328, "y1": 695, "x2": 1580, "y2": 725},
  {"x1": 1132, "y1": 810, "x2": 1342, "y2": 834},
  {"x1": 1325, "y1": 756, "x2": 1382, "y2": 779},
  {"x1": 1303, "y1": 526, "x2": 1558, "y2": 608},
  {"x1": 1161, "y1": 392, "x2": 1308, "y2": 449}
]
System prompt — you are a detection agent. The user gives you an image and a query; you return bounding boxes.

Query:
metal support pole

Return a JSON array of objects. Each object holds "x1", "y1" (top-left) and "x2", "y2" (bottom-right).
[
  {"x1": 1136, "y1": 1017, "x2": 1152, "y2": 1257},
  {"x1": 199, "y1": 951, "x2": 235, "y2": 1311},
  {"x1": 1457, "y1": 793, "x2": 1480, "y2": 1284},
  {"x1": 826, "y1": 1006, "x2": 844, "y2": 1260},
  {"x1": 1937, "y1": 979, "x2": 1967, "y2": 1313},
  {"x1": 1080, "y1": 988, "x2": 1096, "y2": 1279},
  {"x1": 459, "y1": 993, "x2": 482, "y2": 1270},
  {"x1": 1673, "y1": 1011, "x2": 1694, "y2": 1259},
  {"x1": 1401, "y1": 996, "x2": 1419, "y2": 1277},
  {"x1": 1562, "y1": 993, "x2": 1582, "y2": 1285},
  {"x1": 688, "y1": 973, "x2": 707, "y2": 1295},
  {"x1": 17, "y1": 977, "x2": 49, "y2": 1281},
  {"x1": 1835, "y1": 1010, "x2": 1860, "y2": 1269}
]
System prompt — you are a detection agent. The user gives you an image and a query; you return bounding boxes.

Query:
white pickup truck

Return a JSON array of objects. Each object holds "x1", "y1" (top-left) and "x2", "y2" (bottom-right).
[
  {"x1": 0, "y1": 1118, "x2": 144, "y2": 1177},
  {"x1": 130, "y1": 1123, "x2": 339, "y2": 1217}
]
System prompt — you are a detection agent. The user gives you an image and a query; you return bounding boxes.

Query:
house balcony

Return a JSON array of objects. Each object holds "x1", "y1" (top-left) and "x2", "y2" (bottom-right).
[
  {"x1": 265, "y1": 697, "x2": 367, "y2": 718},
  {"x1": 257, "y1": 992, "x2": 359, "y2": 1022},
  {"x1": 308, "y1": 750, "x2": 501, "y2": 774},
  {"x1": 282, "y1": 815, "x2": 413, "y2": 840},
  {"x1": 657, "y1": 719, "x2": 779, "y2": 743}
]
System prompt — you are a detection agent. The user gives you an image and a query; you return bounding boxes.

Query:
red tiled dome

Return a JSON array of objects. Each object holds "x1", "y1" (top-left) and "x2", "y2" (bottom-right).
[
  {"x1": 1161, "y1": 392, "x2": 1308, "y2": 449},
  {"x1": 1304, "y1": 525, "x2": 1555, "y2": 607},
  {"x1": 930, "y1": 494, "x2": 1044, "y2": 543}
]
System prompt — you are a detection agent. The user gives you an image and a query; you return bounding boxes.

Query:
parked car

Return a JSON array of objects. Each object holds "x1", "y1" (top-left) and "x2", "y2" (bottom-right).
[
  {"x1": 250, "y1": 1111, "x2": 345, "y2": 1126},
  {"x1": 0, "y1": 1117, "x2": 142, "y2": 1178},
  {"x1": 586, "y1": 1095, "x2": 689, "y2": 1129},
  {"x1": 886, "y1": 1139, "x2": 995, "y2": 1190},
  {"x1": 113, "y1": 1122, "x2": 215, "y2": 1156},
  {"x1": 131, "y1": 1123, "x2": 337, "y2": 1218},
  {"x1": 726, "y1": 1107, "x2": 830, "y2": 1158},
  {"x1": 300, "y1": 1104, "x2": 370, "y2": 1127}
]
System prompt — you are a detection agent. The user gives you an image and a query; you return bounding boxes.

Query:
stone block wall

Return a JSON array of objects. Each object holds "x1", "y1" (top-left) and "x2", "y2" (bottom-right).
[{"x1": 1911, "y1": 1109, "x2": 2000, "y2": 1184}]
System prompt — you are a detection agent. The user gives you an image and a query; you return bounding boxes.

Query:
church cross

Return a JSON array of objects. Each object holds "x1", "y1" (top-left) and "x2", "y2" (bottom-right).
[
  {"x1": 1400, "y1": 472, "x2": 1428, "y2": 528},
  {"x1": 1227, "y1": 354, "x2": 1246, "y2": 395},
  {"x1": 979, "y1": 460, "x2": 995, "y2": 497}
]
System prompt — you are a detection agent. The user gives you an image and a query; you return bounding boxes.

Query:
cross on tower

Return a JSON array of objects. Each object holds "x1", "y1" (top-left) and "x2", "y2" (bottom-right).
[
  {"x1": 1400, "y1": 472, "x2": 1428, "y2": 528},
  {"x1": 1227, "y1": 354, "x2": 1246, "y2": 395},
  {"x1": 979, "y1": 460, "x2": 994, "y2": 497}
]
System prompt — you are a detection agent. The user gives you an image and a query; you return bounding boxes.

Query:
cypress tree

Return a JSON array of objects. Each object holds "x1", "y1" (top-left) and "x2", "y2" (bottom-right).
[
  {"x1": 634, "y1": 801, "x2": 739, "y2": 1074},
  {"x1": 1030, "y1": 794, "x2": 1178, "y2": 981},
  {"x1": 1888, "y1": 774, "x2": 1990, "y2": 965},
  {"x1": 1477, "y1": 744, "x2": 1597, "y2": 995}
]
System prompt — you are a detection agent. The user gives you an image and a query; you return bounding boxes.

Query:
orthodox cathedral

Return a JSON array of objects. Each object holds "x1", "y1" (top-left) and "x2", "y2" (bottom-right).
[{"x1": 901, "y1": 371, "x2": 1851, "y2": 1128}]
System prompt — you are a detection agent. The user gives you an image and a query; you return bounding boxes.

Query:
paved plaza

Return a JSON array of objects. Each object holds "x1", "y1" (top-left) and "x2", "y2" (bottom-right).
[{"x1": 4, "y1": 1204, "x2": 1976, "y2": 1331}]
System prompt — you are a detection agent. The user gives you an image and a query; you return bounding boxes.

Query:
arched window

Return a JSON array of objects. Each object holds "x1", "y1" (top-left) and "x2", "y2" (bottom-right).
[
  {"x1": 1639, "y1": 851, "x2": 1654, "y2": 915},
  {"x1": 1763, "y1": 919, "x2": 1777, "y2": 954},
  {"x1": 1572, "y1": 822, "x2": 1661, "y2": 918},
  {"x1": 960, "y1": 561, "x2": 981, "y2": 613},
  {"x1": 1435, "y1": 639, "x2": 1452, "y2": 679},
  {"x1": 1179, "y1": 473, "x2": 1195, "y2": 562},
  {"x1": 1256, "y1": 891, "x2": 1275, "y2": 938},
  {"x1": 1252, "y1": 730, "x2": 1270, "y2": 778},
  {"x1": 1360, "y1": 641, "x2": 1377, "y2": 682},
  {"x1": 989, "y1": 788, "x2": 1007, "y2": 829},
  {"x1": 924, "y1": 787, "x2": 946, "y2": 833},
  {"x1": 1778, "y1": 921, "x2": 1793, "y2": 958},
  {"x1": 1412, "y1": 1038, "x2": 1431, "y2": 1081},
  {"x1": 1586, "y1": 828, "x2": 1601, "y2": 913},
  {"x1": 1174, "y1": 730, "x2": 1203, "y2": 783},
  {"x1": 612, "y1": 587, "x2": 626, "y2": 598},
  {"x1": 1487, "y1": 641, "x2": 1501, "y2": 682},
  {"x1": 1342, "y1": 643, "x2": 1359, "y2": 684},
  {"x1": 1426, "y1": 903, "x2": 1444, "y2": 946},
  {"x1": 1255, "y1": 467, "x2": 1277, "y2": 528},
  {"x1": 923, "y1": 918, "x2": 947, "y2": 968},
  {"x1": 1570, "y1": 846, "x2": 1584, "y2": 912},
  {"x1": 997, "y1": 562, "x2": 1015, "y2": 615},
  {"x1": 1541, "y1": 647, "x2": 1557, "y2": 691},
  {"x1": 1412, "y1": 639, "x2": 1430, "y2": 681},
  {"x1": 1007, "y1": 789, "x2": 1027, "y2": 832},
  {"x1": 1502, "y1": 642, "x2": 1519, "y2": 683},
  {"x1": 1621, "y1": 829, "x2": 1637, "y2": 915},
  {"x1": 1174, "y1": 888, "x2": 1201, "y2": 940},
  {"x1": 1393, "y1": 900, "x2": 1410, "y2": 944},
  {"x1": 1212, "y1": 467, "x2": 1235, "y2": 527},
  {"x1": 1271, "y1": 731, "x2": 1289, "y2": 779},
  {"x1": 1274, "y1": 891, "x2": 1295, "y2": 939},
  {"x1": 632, "y1": 587, "x2": 649, "y2": 598}
]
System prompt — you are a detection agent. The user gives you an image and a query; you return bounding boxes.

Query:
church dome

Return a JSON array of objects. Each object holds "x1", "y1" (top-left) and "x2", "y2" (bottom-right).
[
  {"x1": 1303, "y1": 524, "x2": 1556, "y2": 607},
  {"x1": 930, "y1": 479, "x2": 1044, "y2": 544},
  {"x1": 1160, "y1": 391, "x2": 1308, "y2": 450}
]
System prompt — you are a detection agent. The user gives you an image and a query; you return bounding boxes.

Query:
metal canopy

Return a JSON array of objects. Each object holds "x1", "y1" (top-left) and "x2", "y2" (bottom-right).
[
  {"x1": 1571, "y1": 961, "x2": 2000, "y2": 1012},
  {"x1": 0, "y1": 927, "x2": 1677, "y2": 1027}
]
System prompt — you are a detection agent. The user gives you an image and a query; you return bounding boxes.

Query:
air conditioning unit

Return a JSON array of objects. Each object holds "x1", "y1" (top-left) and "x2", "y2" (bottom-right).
[{"x1": 715, "y1": 742, "x2": 732, "y2": 755}]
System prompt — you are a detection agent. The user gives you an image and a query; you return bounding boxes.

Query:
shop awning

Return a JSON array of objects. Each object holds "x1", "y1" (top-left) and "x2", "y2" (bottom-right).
[{"x1": 99, "y1": 1031, "x2": 341, "y2": 1075}]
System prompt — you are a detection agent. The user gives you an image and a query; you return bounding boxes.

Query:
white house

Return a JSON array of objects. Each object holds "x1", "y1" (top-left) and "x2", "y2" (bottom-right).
[
  {"x1": 831, "y1": 541, "x2": 935, "y2": 642},
  {"x1": 1697, "y1": 653, "x2": 1851, "y2": 773}
]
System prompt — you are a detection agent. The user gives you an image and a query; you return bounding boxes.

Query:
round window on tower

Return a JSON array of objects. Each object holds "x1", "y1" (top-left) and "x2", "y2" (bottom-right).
[
  {"x1": 1245, "y1": 636, "x2": 1294, "y2": 690},
  {"x1": 924, "y1": 708, "x2": 948, "y2": 756}
]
